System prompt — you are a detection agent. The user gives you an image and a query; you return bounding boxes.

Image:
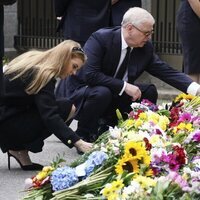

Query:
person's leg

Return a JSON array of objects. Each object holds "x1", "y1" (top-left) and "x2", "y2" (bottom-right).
[
  {"x1": 100, "y1": 83, "x2": 158, "y2": 129},
  {"x1": 75, "y1": 86, "x2": 112, "y2": 141},
  {"x1": 137, "y1": 84, "x2": 158, "y2": 104}
]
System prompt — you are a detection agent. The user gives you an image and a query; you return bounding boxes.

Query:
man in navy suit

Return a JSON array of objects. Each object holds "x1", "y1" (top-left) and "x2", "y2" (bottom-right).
[
  {"x1": 54, "y1": 0, "x2": 112, "y2": 47},
  {"x1": 56, "y1": 7, "x2": 200, "y2": 142}
]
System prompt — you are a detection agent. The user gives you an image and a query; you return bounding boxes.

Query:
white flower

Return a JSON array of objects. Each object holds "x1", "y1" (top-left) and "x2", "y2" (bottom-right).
[
  {"x1": 24, "y1": 178, "x2": 33, "y2": 189},
  {"x1": 109, "y1": 126, "x2": 122, "y2": 139}
]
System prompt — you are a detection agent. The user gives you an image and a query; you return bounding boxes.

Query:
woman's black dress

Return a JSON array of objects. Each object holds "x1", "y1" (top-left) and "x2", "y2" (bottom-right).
[
  {"x1": 0, "y1": 72, "x2": 80, "y2": 153},
  {"x1": 176, "y1": 0, "x2": 200, "y2": 74}
]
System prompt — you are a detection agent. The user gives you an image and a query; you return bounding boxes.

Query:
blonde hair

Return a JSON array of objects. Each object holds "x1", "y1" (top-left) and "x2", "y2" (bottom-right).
[
  {"x1": 121, "y1": 7, "x2": 155, "y2": 27},
  {"x1": 4, "y1": 40, "x2": 86, "y2": 94}
]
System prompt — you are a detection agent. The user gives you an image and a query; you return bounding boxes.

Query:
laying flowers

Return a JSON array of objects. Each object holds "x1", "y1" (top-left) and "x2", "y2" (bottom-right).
[{"x1": 23, "y1": 93, "x2": 200, "y2": 200}]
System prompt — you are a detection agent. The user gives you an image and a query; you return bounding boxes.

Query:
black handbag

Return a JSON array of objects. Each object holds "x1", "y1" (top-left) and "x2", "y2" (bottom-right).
[{"x1": 0, "y1": 0, "x2": 17, "y2": 5}]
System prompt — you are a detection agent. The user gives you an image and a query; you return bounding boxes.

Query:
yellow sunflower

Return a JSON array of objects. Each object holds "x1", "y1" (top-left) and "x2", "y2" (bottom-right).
[
  {"x1": 124, "y1": 141, "x2": 146, "y2": 160},
  {"x1": 115, "y1": 156, "x2": 139, "y2": 175},
  {"x1": 139, "y1": 151, "x2": 151, "y2": 166}
]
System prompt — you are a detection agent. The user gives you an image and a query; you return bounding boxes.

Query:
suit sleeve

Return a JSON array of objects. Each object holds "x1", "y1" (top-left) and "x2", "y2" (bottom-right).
[
  {"x1": 83, "y1": 33, "x2": 124, "y2": 95},
  {"x1": 54, "y1": 0, "x2": 70, "y2": 17},
  {"x1": 34, "y1": 79, "x2": 80, "y2": 148},
  {"x1": 147, "y1": 52, "x2": 193, "y2": 93}
]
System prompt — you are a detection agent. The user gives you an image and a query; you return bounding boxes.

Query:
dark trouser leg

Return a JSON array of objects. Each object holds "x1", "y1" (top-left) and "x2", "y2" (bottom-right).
[
  {"x1": 101, "y1": 84, "x2": 158, "y2": 127},
  {"x1": 75, "y1": 86, "x2": 112, "y2": 141},
  {"x1": 137, "y1": 83, "x2": 158, "y2": 104}
]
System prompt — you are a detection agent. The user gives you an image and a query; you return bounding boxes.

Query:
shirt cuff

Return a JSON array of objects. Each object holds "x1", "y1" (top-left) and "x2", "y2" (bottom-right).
[
  {"x1": 119, "y1": 81, "x2": 127, "y2": 96},
  {"x1": 187, "y1": 82, "x2": 200, "y2": 96}
]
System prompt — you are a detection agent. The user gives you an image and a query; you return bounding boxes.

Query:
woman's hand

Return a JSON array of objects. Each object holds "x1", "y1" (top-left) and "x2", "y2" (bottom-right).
[{"x1": 74, "y1": 139, "x2": 93, "y2": 153}]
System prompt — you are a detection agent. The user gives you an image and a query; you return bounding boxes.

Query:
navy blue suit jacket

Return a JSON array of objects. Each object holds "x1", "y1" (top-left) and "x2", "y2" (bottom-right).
[{"x1": 56, "y1": 27, "x2": 193, "y2": 105}]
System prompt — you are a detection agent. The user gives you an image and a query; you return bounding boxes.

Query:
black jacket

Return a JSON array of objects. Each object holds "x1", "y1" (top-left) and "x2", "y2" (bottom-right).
[{"x1": 0, "y1": 73, "x2": 80, "y2": 147}]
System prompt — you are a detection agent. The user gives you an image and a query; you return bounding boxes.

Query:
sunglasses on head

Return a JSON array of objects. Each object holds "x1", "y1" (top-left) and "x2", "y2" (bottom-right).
[{"x1": 72, "y1": 47, "x2": 84, "y2": 53}]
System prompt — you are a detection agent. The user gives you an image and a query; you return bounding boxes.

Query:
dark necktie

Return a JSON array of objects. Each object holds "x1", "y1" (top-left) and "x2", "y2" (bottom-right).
[{"x1": 115, "y1": 47, "x2": 131, "y2": 79}]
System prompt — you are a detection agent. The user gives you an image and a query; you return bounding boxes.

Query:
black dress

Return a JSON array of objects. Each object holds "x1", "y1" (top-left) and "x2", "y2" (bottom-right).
[
  {"x1": 176, "y1": 0, "x2": 200, "y2": 74},
  {"x1": 0, "y1": 72, "x2": 80, "y2": 153}
]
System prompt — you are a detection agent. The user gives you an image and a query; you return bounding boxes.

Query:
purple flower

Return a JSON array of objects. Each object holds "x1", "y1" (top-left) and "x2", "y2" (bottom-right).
[
  {"x1": 167, "y1": 171, "x2": 188, "y2": 188},
  {"x1": 192, "y1": 131, "x2": 200, "y2": 142},
  {"x1": 141, "y1": 99, "x2": 158, "y2": 111},
  {"x1": 50, "y1": 166, "x2": 78, "y2": 191}
]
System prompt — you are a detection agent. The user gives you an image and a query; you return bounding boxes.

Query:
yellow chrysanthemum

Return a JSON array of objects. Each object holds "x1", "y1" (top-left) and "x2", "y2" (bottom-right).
[
  {"x1": 134, "y1": 175, "x2": 157, "y2": 189},
  {"x1": 123, "y1": 119, "x2": 134, "y2": 129},
  {"x1": 172, "y1": 127, "x2": 178, "y2": 134},
  {"x1": 102, "y1": 180, "x2": 123, "y2": 200},
  {"x1": 124, "y1": 141, "x2": 146, "y2": 160},
  {"x1": 102, "y1": 184, "x2": 115, "y2": 197},
  {"x1": 185, "y1": 123, "x2": 193, "y2": 132},
  {"x1": 134, "y1": 119, "x2": 143, "y2": 128},
  {"x1": 174, "y1": 93, "x2": 195, "y2": 102},
  {"x1": 111, "y1": 179, "x2": 124, "y2": 191},
  {"x1": 115, "y1": 157, "x2": 139, "y2": 175},
  {"x1": 138, "y1": 112, "x2": 147, "y2": 121},
  {"x1": 158, "y1": 115, "x2": 170, "y2": 131},
  {"x1": 177, "y1": 122, "x2": 186, "y2": 130},
  {"x1": 148, "y1": 112, "x2": 159, "y2": 124}
]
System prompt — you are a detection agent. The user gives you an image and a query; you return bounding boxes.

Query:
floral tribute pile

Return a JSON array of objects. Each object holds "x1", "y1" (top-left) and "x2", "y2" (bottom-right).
[{"x1": 23, "y1": 93, "x2": 200, "y2": 200}]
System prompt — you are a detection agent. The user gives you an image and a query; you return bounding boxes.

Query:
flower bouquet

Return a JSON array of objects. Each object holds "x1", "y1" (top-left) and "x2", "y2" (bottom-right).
[{"x1": 22, "y1": 93, "x2": 200, "y2": 200}]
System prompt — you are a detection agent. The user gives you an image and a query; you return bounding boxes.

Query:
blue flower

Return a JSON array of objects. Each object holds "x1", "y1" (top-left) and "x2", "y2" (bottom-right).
[
  {"x1": 85, "y1": 151, "x2": 108, "y2": 176},
  {"x1": 50, "y1": 166, "x2": 78, "y2": 191}
]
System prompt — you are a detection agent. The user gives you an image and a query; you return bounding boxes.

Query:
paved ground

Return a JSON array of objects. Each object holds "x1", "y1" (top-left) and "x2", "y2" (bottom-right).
[{"x1": 0, "y1": 121, "x2": 79, "y2": 200}]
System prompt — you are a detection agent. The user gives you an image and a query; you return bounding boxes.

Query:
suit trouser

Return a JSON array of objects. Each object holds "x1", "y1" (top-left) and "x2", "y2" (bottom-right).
[{"x1": 75, "y1": 84, "x2": 158, "y2": 140}]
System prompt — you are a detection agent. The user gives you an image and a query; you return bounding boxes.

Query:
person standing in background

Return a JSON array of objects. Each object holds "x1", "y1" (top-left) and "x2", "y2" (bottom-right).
[
  {"x1": 176, "y1": 0, "x2": 200, "y2": 83},
  {"x1": 0, "y1": 0, "x2": 17, "y2": 97},
  {"x1": 0, "y1": 4, "x2": 4, "y2": 97},
  {"x1": 112, "y1": 0, "x2": 142, "y2": 26},
  {"x1": 54, "y1": 0, "x2": 112, "y2": 47}
]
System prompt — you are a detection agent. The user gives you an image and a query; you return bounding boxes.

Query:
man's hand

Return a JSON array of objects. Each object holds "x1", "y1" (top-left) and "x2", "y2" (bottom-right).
[{"x1": 124, "y1": 83, "x2": 141, "y2": 101}]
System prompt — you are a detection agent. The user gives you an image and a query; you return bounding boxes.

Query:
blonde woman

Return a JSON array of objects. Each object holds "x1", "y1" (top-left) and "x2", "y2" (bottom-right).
[{"x1": 0, "y1": 40, "x2": 92, "y2": 171}]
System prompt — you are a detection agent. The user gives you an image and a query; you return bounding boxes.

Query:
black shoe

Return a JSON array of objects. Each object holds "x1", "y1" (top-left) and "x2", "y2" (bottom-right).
[{"x1": 7, "y1": 152, "x2": 43, "y2": 171}]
